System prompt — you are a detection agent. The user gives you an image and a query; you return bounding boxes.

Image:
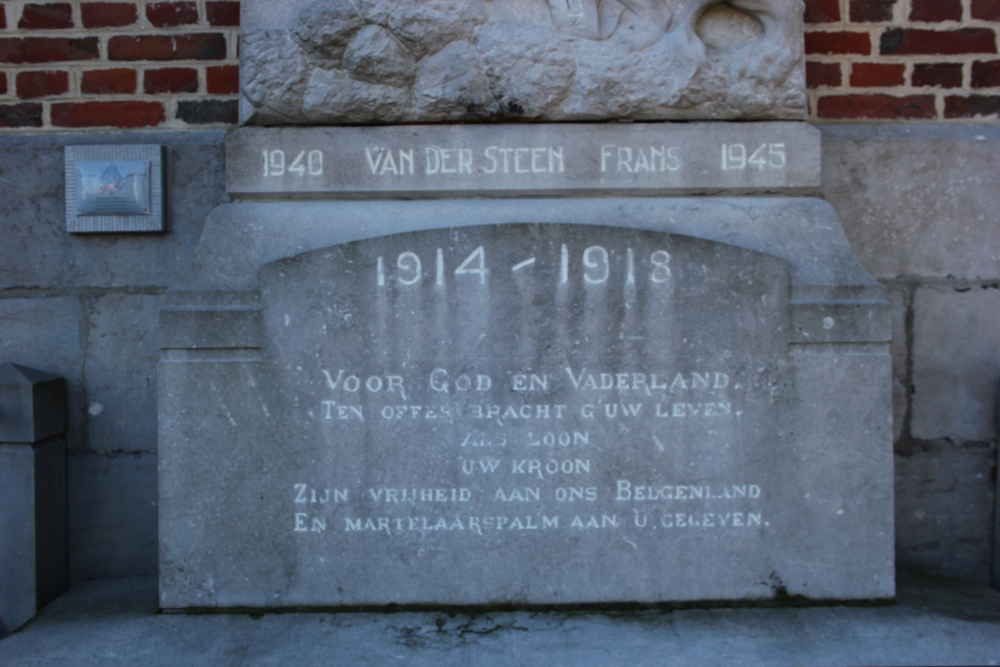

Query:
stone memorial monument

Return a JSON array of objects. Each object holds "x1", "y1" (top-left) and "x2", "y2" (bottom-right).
[{"x1": 158, "y1": 0, "x2": 894, "y2": 609}]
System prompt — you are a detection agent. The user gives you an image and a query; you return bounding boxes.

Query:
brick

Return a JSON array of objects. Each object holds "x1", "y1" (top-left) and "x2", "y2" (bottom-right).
[
  {"x1": 849, "y1": 0, "x2": 895, "y2": 22},
  {"x1": 0, "y1": 36, "x2": 101, "y2": 63},
  {"x1": 81, "y1": 3, "x2": 138, "y2": 28},
  {"x1": 0, "y1": 39, "x2": 21, "y2": 62},
  {"x1": 31, "y1": 36, "x2": 100, "y2": 62},
  {"x1": 804, "y1": 0, "x2": 840, "y2": 23},
  {"x1": 805, "y1": 31, "x2": 872, "y2": 55},
  {"x1": 51, "y1": 100, "x2": 164, "y2": 127},
  {"x1": 806, "y1": 61, "x2": 842, "y2": 87},
  {"x1": 912, "y1": 63, "x2": 963, "y2": 88},
  {"x1": 0, "y1": 102, "x2": 43, "y2": 127},
  {"x1": 0, "y1": 4, "x2": 6, "y2": 29},
  {"x1": 0, "y1": 72, "x2": 6, "y2": 94},
  {"x1": 971, "y1": 0, "x2": 1000, "y2": 20},
  {"x1": 81, "y1": 67, "x2": 136, "y2": 94},
  {"x1": 850, "y1": 62, "x2": 905, "y2": 87},
  {"x1": 146, "y1": 2, "x2": 198, "y2": 27},
  {"x1": 881, "y1": 28, "x2": 997, "y2": 55},
  {"x1": 910, "y1": 0, "x2": 961, "y2": 22},
  {"x1": 18, "y1": 3, "x2": 73, "y2": 29},
  {"x1": 206, "y1": 64, "x2": 237, "y2": 94},
  {"x1": 16, "y1": 69, "x2": 68, "y2": 98},
  {"x1": 945, "y1": 94, "x2": 1000, "y2": 117},
  {"x1": 206, "y1": 1, "x2": 239, "y2": 26},
  {"x1": 144, "y1": 66, "x2": 198, "y2": 93},
  {"x1": 176, "y1": 99, "x2": 237, "y2": 124},
  {"x1": 108, "y1": 34, "x2": 226, "y2": 61},
  {"x1": 817, "y1": 94, "x2": 936, "y2": 119},
  {"x1": 972, "y1": 60, "x2": 1000, "y2": 88}
]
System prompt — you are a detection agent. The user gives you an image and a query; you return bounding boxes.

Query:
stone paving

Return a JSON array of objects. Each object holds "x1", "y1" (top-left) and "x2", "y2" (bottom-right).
[{"x1": 1, "y1": 573, "x2": 999, "y2": 666}]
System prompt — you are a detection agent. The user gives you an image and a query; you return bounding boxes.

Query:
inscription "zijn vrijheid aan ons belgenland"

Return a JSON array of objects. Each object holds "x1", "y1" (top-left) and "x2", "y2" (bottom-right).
[
  {"x1": 295, "y1": 361, "x2": 764, "y2": 538},
  {"x1": 226, "y1": 122, "x2": 820, "y2": 198},
  {"x1": 291, "y1": 360, "x2": 769, "y2": 536}
]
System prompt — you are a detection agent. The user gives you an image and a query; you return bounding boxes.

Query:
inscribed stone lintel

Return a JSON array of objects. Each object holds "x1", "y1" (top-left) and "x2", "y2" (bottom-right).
[
  {"x1": 238, "y1": 0, "x2": 807, "y2": 125},
  {"x1": 158, "y1": 199, "x2": 894, "y2": 609},
  {"x1": 227, "y1": 122, "x2": 820, "y2": 200}
]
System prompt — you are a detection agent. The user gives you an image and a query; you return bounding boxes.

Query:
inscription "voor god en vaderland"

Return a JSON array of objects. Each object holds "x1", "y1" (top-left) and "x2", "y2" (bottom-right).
[{"x1": 316, "y1": 366, "x2": 737, "y2": 424}]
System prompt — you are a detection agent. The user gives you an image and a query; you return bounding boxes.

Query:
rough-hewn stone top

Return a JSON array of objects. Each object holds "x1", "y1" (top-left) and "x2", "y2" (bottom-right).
[{"x1": 240, "y1": 0, "x2": 806, "y2": 125}]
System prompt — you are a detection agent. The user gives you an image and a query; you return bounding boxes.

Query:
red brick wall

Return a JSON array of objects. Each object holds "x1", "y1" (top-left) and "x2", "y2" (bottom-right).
[
  {"x1": 807, "y1": 0, "x2": 1000, "y2": 120},
  {"x1": 0, "y1": 1, "x2": 238, "y2": 129},
  {"x1": 2, "y1": 1, "x2": 999, "y2": 130}
]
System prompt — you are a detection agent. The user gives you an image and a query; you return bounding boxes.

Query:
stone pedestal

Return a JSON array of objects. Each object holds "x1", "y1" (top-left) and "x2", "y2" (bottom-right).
[
  {"x1": 158, "y1": 179, "x2": 895, "y2": 608},
  {"x1": 0, "y1": 363, "x2": 67, "y2": 637}
]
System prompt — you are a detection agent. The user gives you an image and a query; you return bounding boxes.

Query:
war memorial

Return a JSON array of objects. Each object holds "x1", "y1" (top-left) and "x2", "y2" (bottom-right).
[
  {"x1": 0, "y1": 0, "x2": 998, "y2": 663},
  {"x1": 151, "y1": 0, "x2": 896, "y2": 609}
]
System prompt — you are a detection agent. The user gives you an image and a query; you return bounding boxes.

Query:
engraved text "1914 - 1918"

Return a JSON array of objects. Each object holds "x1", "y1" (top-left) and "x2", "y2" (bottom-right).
[{"x1": 377, "y1": 245, "x2": 671, "y2": 288}]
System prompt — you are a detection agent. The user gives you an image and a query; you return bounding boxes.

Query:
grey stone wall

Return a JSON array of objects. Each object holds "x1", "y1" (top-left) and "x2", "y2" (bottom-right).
[
  {"x1": 823, "y1": 125, "x2": 1000, "y2": 584},
  {"x1": 0, "y1": 125, "x2": 995, "y2": 585},
  {"x1": 0, "y1": 131, "x2": 229, "y2": 583}
]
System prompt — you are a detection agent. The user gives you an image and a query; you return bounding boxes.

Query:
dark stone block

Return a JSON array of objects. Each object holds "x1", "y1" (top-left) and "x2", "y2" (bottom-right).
[
  {"x1": 176, "y1": 99, "x2": 238, "y2": 125},
  {"x1": 0, "y1": 364, "x2": 67, "y2": 638},
  {"x1": 68, "y1": 453, "x2": 158, "y2": 583},
  {"x1": 0, "y1": 363, "x2": 65, "y2": 444}
]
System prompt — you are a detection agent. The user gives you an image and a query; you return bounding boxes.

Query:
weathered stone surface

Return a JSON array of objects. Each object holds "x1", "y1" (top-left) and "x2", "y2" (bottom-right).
[
  {"x1": 226, "y1": 123, "x2": 821, "y2": 200},
  {"x1": 344, "y1": 25, "x2": 417, "y2": 88},
  {"x1": 239, "y1": 0, "x2": 806, "y2": 124},
  {"x1": 886, "y1": 285, "x2": 909, "y2": 444},
  {"x1": 474, "y1": 22, "x2": 576, "y2": 117},
  {"x1": 293, "y1": 0, "x2": 365, "y2": 65},
  {"x1": 911, "y1": 286, "x2": 1000, "y2": 443},
  {"x1": 85, "y1": 294, "x2": 160, "y2": 453},
  {"x1": 0, "y1": 131, "x2": 227, "y2": 290},
  {"x1": 0, "y1": 298, "x2": 83, "y2": 451},
  {"x1": 174, "y1": 199, "x2": 875, "y2": 293},
  {"x1": 822, "y1": 125, "x2": 1000, "y2": 281},
  {"x1": 159, "y1": 200, "x2": 892, "y2": 608},
  {"x1": 357, "y1": 0, "x2": 487, "y2": 60},
  {"x1": 302, "y1": 68, "x2": 411, "y2": 124},
  {"x1": 413, "y1": 41, "x2": 494, "y2": 120},
  {"x1": 241, "y1": 32, "x2": 312, "y2": 125},
  {"x1": 895, "y1": 445, "x2": 996, "y2": 583},
  {"x1": 68, "y1": 453, "x2": 158, "y2": 583}
]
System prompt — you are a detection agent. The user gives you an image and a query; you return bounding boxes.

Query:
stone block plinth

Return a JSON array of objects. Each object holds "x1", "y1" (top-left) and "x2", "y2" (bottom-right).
[{"x1": 0, "y1": 363, "x2": 67, "y2": 638}]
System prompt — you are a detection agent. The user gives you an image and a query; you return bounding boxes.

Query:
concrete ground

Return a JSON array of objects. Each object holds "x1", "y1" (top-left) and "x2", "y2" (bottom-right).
[{"x1": 1, "y1": 573, "x2": 999, "y2": 666}]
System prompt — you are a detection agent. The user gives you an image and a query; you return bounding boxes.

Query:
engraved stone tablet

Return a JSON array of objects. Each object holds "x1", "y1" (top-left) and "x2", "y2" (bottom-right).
[
  {"x1": 226, "y1": 123, "x2": 820, "y2": 200},
  {"x1": 238, "y1": 0, "x2": 806, "y2": 125},
  {"x1": 65, "y1": 145, "x2": 164, "y2": 233},
  {"x1": 159, "y1": 217, "x2": 895, "y2": 608}
]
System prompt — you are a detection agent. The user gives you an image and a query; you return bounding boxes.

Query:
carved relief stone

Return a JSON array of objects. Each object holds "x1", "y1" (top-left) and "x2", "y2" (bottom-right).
[{"x1": 240, "y1": 0, "x2": 806, "y2": 124}]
